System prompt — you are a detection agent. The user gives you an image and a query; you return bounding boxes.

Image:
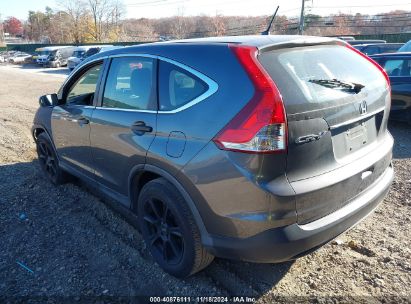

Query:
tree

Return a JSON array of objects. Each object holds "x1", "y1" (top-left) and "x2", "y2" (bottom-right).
[
  {"x1": 87, "y1": 0, "x2": 124, "y2": 42},
  {"x1": 170, "y1": 8, "x2": 189, "y2": 39},
  {"x1": 0, "y1": 14, "x2": 4, "y2": 43},
  {"x1": 211, "y1": 14, "x2": 226, "y2": 36},
  {"x1": 57, "y1": 0, "x2": 90, "y2": 43},
  {"x1": 123, "y1": 18, "x2": 155, "y2": 41},
  {"x1": 3, "y1": 17, "x2": 23, "y2": 36}
]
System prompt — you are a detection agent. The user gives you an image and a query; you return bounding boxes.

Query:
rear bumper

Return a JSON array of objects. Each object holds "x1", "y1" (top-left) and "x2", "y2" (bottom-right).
[{"x1": 204, "y1": 163, "x2": 393, "y2": 263}]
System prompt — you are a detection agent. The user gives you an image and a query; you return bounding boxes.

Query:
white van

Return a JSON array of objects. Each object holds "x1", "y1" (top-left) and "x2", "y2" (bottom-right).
[
  {"x1": 36, "y1": 46, "x2": 70, "y2": 65},
  {"x1": 67, "y1": 45, "x2": 113, "y2": 71}
]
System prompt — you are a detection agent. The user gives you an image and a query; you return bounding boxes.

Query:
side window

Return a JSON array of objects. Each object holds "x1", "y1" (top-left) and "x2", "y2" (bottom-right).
[
  {"x1": 66, "y1": 63, "x2": 102, "y2": 105},
  {"x1": 102, "y1": 57, "x2": 156, "y2": 110},
  {"x1": 159, "y1": 60, "x2": 208, "y2": 111},
  {"x1": 383, "y1": 59, "x2": 411, "y2": 76}
]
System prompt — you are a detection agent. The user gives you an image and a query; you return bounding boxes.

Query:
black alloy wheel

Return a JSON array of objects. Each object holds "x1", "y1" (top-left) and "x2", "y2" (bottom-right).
[
  {"x1": 37, "y1": 140, "x2": 58, "y2": 180},
  {"x1": 142, "y1": 197, "x2": 185, "y2": 265},
  {"x1": 137, "y1": 178, "x2": 214, "y2": 277},
  {"x1": 36, "y1": 132, "x2": 68, "y2": 185}
]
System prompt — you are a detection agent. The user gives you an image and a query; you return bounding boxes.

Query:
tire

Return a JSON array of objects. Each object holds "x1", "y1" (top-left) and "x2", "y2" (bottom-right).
[
  {"x1": 36, "y1": 132, "x2": 68, "y2": 185},
  {"x1": 137, "y1": 178, "x2": 214, "y2": 278}
]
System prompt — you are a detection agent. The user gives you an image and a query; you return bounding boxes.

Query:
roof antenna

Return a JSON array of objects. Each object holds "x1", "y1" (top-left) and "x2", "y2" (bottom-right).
[{"x1": 261, "y1": 5, "x2": 280, "y2": 35}]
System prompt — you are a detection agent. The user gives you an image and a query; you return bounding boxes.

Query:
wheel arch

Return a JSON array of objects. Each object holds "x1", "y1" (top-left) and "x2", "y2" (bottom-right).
[
  {"x1": 32, "y1": 124, "x2": 60, "y2": 162},
  {"x1": 128, "y1": 164, "x2": 211, "y2": 244},
  {"x1": 32, "y1": 124, "x2": 51, "y2": 141}
]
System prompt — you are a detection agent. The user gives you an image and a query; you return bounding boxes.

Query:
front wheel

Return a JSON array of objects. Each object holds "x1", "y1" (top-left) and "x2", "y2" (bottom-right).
[
  {"x1": 137, "y1": 178, "x2": 214, "y2": 278},
  {"x1": 36, "y1": 132, "x2": 68, "y2": 185}
]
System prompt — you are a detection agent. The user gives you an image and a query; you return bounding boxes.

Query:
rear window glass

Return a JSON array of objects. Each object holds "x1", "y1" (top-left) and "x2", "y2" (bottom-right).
[
  {"x1": 159, "y1": 61, "x2": 208, "y2": 111},
  {"x1": 259, "y1": 45, "x2": 386, "y2": 108}
]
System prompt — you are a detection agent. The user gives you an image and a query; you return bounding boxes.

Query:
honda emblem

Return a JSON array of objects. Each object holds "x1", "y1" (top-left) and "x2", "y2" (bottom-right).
[{"x1": 359, "y1": 100, "x2": 367, "y2": 115}]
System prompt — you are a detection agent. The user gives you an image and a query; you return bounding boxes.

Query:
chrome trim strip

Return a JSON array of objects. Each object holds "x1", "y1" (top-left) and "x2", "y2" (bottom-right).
[
  {"x1": 106, "y1": 53, "x2": 219, "y2": 114},
  {"x1": 94, "y1": 107, "x2": 156, "y2": 114},
  {"x1": 329, "y1": 106, "x2": 385, "y2": 130}
]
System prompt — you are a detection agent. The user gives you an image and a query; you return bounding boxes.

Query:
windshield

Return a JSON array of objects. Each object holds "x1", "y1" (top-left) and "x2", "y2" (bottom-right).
[
  {"x1": 72, "y1": 50, "x2": 86, "y2": 58},
  {"x1": 38, "y1": 51, "x2": 52, "y2": 56}
]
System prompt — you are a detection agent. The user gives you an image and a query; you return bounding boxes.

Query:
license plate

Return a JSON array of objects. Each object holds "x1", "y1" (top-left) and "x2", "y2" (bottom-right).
[{"x1": 346, "y1": 123, "x2": 368, "y2": 153}]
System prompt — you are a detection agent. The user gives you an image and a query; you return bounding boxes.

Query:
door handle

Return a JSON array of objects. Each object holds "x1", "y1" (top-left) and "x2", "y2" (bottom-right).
[
  {"x1": 77, "y1": 117, "x2": 89, "y2": 125},
  {"x1": 131, "y1": 121, "x2": 153, "y2": 135}
]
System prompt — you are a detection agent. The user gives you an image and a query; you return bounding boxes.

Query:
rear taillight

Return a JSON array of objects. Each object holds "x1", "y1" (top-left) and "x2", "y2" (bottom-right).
[
  {"x1": 213, "y1": 45, "x2": 287, "y2": 153},
  {"x1": 345, "y1": 43, "x2": 390, "y2": 88}
]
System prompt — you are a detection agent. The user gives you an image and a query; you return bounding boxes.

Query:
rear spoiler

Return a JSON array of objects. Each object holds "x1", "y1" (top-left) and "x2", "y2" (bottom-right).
[{"x1": 258, "y1": 37, "x2": 344, "y2": 53}]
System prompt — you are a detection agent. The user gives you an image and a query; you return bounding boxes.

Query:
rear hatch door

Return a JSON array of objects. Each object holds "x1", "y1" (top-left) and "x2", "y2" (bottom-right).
[{"x1": 259, "y1": 43, "x2": 391, "y2": 224}]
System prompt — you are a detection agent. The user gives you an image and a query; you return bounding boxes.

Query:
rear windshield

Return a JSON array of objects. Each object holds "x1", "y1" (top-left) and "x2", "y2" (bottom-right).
[{"x1": 259, "y1": 45, "x2": 386, "y2": 109}]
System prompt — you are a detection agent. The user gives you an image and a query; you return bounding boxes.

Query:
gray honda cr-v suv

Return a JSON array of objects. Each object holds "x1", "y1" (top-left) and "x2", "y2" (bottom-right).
[{"x1": 32, "y1": 35, "x2": 394, "y2": 277}]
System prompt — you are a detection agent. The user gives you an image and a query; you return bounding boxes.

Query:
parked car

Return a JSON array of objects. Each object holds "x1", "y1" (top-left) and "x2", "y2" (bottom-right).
[
  {"x1": 44, "y1": 46, "x2": 77, "y2": 68},
  {"x1": 32, "y1": 36, "x2": 394, "y2": 278},
  {"x1": 347, "y1": 39, "x2": 386, "y2": 45},
  {"x1": 9, "y1": 52, "x2": 32, "y2": 64},
  {"x1": 67, "y1": 45, "x2": 113, "y2": 71},
  {"x1": 32, "y1": 47, "x2": 45, "y2": 62},
  {"x1": 371, "y1": 52, "x2": 411, "y2": 123},
  {"x1": 354, "y1": 43, "x2": 403, "y2": 55},
  {"x1": 36, "y1": 46, "x2": 70, "y2": 65},
  {"x1": 1, "y1": 51, "x2": 18, "y2": 62},
  {"x1": 82, "y1": 45, "x2": 121, "y2": 59}
]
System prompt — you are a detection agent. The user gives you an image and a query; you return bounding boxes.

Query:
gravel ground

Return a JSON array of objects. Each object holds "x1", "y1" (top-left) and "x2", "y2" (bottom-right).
[{"x1": 0, "y1": 63, "x2": 410, "y2": 303}]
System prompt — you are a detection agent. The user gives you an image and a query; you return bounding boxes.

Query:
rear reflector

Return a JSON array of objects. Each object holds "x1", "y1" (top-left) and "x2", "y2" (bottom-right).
[{"x1": 213, "y1": 45, "x2": 287, "y2": 153}]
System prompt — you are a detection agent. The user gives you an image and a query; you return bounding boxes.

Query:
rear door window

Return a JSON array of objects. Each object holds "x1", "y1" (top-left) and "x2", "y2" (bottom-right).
[
  {"x1": 102, "y1": 57, "x2": 156, "y2": 110},
  {"x1": 159, "y1": 61, "x2": 208, "y2": 111},
  {"x1": 383, "y1": 59, "x2": 411, "y2": 76}
]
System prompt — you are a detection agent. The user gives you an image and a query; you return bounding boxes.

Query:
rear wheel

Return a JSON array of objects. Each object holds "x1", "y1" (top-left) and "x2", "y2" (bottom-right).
[
  {"x1": 137, "y1": 178, "x2": 214, "y2": 278},
  {"x1": 36, "y1": 132, "x2": 68, "y2": 185}
]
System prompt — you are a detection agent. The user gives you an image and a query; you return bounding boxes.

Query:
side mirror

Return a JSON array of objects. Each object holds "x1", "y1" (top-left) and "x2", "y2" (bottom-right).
[{"x1": 39, "y1": 94, "x2": 59, "y2": 107}]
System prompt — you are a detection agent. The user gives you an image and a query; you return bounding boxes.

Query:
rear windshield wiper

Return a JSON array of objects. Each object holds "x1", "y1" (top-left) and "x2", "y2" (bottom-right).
[{"x1": 308, "y1": 78, "x2": 365, "y2": 94}]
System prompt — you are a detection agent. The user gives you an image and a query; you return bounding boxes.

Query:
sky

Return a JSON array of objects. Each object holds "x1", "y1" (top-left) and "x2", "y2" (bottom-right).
[{"x1": 1, "y1": 0, "x2": 411, "y2": 20}]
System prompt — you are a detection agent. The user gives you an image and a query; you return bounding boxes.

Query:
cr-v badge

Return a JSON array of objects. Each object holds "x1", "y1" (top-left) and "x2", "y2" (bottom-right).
[
  {"x1": 359, "y1": 100, "x2": 368, "y2": 115},
  {"x1": 295, "y1": 131, "x2": 328, "y2": 144}
]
